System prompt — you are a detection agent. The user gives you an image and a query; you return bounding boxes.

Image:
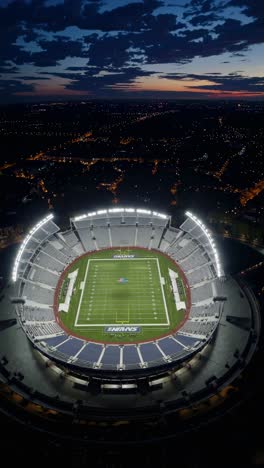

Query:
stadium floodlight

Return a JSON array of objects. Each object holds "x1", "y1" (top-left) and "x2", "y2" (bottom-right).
[
  {"x1": 74, "y1": 214, "x2": 87, "y2": 221},
  {"x1": 152, "y1": 211, "x2": 168, "y2": 219},
  {"x1": 137, "y1": 209, "x2": 151, "y2": 214},
  {"x1": 185, "y1": 211, "x2": 224, "y2": 278},
  {"x1": 73, "y1": 207, "x2": 168, "y2": 222},
  {"x1": 12, "y1": 214, "x2": 54, "y2": 282},
  {"x1": 108, "y1": 208, "x2": 124, "y2": 213}
]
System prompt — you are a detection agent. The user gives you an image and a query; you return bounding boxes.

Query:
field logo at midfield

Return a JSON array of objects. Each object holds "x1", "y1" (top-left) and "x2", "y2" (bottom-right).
[
  {"x1": 117, "y1": 277, "x2": 128, "y2": 283},
  {"x1": 105, "y1": 326, "x2": 141, "y2": 333}
]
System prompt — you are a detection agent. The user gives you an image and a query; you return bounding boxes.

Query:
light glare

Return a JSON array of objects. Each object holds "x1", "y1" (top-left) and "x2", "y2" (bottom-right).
[
  {"x1": 12, "y1": 214, "x2": 54, "y2": 282},
  {"x1": 185, "y1": 211, "x2": 223, "y2": 277}
]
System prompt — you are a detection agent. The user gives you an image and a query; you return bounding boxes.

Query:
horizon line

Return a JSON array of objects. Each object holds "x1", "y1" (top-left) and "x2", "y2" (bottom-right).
[{"x1": 1, "y1": 97, "x2": 264, "y2": 107}]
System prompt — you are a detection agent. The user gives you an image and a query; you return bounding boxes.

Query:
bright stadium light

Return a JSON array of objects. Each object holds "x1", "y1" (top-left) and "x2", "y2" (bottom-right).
[
  {"x1": 12, "y1": 214, "x2": 54, "y2": 282},
  {"x1": 185, "y1": 211, "x2": 224, "y2": 278},
  {"x1": 137, "y1": 209, "x2": 151, "y2": 214},
  {"x1": 108, "y1": 208, "x2": 124, "y2": 213},
  {"x1": 74, "y1": 214, "x2": 87, "y2": 221},
  {"x1": 152, "y1": 211, "x2": 168, "y2": 219},
  {"x1": 73, "y1": 207, "x2": 169, "y2": 222}
]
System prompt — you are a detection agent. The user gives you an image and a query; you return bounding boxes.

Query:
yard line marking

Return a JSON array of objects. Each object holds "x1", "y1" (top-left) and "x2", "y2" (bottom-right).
[
  {"x1": 75, "y1": 257, "x2": 171, "y2": 327},
  {"x1": 74, "y1": 258, "x2": 90, "y2": 326},
  {"x1": 156, "y1": 257, "x2": 170, "y2": 325}
]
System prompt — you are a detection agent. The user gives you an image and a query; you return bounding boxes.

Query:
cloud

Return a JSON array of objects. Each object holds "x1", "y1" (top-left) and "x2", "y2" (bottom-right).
[
  {"x1": 226, "y1": 0, "x2": 264, "y2": 19},
  {"x1": 0, "y1": 78, "x2": 34, "y2": 100},
  {"x1": 31, "y1": 37, "x2": 87, "y2": 67},
  {"x1": 0, "y1": 0, "x2": 263, "y2": 101},
  {"x1": 189, "y1": 13, "x2": 219, "y2": 26},
  {"x1": 162, "y1": 71, "x2": 264, "y2": 93},
  {"x1": 65, "y1": 66, "x2": 154, "y2": 94}
]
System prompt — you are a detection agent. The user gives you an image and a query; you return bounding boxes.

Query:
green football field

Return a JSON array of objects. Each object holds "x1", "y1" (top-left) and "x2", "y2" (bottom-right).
[{"x1": 58, "y1": 248, "x2": 187, "y2": 343}]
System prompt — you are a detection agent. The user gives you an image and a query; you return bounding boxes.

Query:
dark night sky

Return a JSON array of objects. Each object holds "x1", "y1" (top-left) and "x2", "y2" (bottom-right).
[{"x1": 0, "y1": 0, "x2": 264, "y2": 102}]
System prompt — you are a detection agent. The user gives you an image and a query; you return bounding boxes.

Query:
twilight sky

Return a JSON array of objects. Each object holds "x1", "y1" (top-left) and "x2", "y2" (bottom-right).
[{"x1": 0, "y1": 0, "x2": 264, "y2": 102}]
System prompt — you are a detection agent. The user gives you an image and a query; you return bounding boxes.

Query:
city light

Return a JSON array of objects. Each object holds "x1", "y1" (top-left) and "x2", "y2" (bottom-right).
[
  {"x1": 185, "y1": 211, "x2": 224, "y2": 277},
  {"x1": 12, "y1": 214, "x2": 54, "y2": 282}
]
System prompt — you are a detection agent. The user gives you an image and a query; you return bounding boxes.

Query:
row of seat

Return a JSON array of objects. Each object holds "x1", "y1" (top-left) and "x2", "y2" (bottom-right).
[
  {"x1": 41, "y1": 333, "x2": 201, "y2": 369},
  {"x1": 17, "y1": 213, "x2": 220, "y2": 370}
]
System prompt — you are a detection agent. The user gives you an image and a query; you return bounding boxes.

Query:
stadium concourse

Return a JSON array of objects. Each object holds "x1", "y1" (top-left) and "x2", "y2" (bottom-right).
[{"x1": 0, "y1": 207, "x2": 260, "y2": 441}]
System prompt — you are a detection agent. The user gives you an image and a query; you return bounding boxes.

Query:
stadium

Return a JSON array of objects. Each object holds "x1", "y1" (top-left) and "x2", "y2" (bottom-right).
[{"x1": 0, "y1": 207, "x2": 261, "y2": 442}]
